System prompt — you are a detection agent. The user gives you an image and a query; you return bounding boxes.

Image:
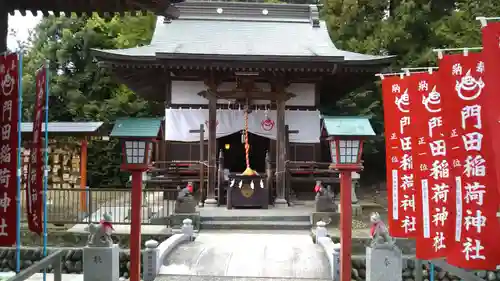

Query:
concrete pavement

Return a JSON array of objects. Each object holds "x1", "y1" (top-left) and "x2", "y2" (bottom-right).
[{"x1": 160, "y1": 230, "x2": 331, "y2": 279}]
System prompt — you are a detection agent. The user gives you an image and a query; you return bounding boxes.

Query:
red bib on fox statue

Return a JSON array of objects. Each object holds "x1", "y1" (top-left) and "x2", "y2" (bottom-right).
[
  {"x1": 314, "y1": 181, "x2": 322, "y2": 193},
  {"x1": 186, "y1": 182, "x2": 194, "y2": 193}
]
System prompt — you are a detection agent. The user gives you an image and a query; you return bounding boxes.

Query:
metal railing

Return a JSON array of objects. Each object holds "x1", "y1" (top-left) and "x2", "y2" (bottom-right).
[
  {"x1": 7, "y1": 250, "x2": 63, "y2": 281},
  {"x1": 20, "y1": 187, "x2": 178, "y2": 226}
]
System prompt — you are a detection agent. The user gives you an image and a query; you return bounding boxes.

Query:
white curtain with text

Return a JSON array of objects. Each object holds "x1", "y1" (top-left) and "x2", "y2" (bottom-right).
[{"x1": 164, "y1": 108, "x2": 320, "y2": 143}]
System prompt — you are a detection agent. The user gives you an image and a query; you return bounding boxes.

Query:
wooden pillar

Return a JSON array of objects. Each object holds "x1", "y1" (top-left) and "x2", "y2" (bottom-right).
[
  {"x1": 284, "y1": 126, "x2": 298, "y2": 204},
  {"x1": 204, "y1": 94, "x2": 218, "y2": 206},
  {"x1": 79, "y1": 138, "x2": 88, "y2": 212},
  {"x1": 199, "y1": 124, "x2": 205, "y2": 204},
  {"x1": 163, "y1": 70, "x2": 172, "y2": 169},
  {"x1": 217, "y1": 149, "x2": 224, "y2": 206},
  {"x1": 189, "y1": 124, "x2": 206, "y2": 205},
  {"x1": 0, "y1": 2, "x2": 7, "y2": 53},
  {"x1": 274, "y1": 95, "x2": 287, "y2": 207}
]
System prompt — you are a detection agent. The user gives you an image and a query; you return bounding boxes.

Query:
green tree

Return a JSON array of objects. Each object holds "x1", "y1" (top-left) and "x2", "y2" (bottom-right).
[{"x1": 21, "y1": 13, "x2": 158, "y2": 187}]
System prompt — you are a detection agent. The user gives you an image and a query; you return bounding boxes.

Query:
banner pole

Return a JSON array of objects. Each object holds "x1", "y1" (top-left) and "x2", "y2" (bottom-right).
[
  {"x1": 15, "y1": 51, "x2": 23, "y2": 274},
  {"x1": 42, "y1": 60, "x2": 49, "y2": 281},
  {"x1": 476, "y1": 16, "x2": 500, "y2": 27},
  {"x1": 430, "y1": 263, "x2": 435, "y2": 281}
]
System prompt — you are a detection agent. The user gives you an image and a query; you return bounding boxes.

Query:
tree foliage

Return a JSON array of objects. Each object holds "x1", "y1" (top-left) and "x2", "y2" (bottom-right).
[{"x1": 20, "y1": 13, "x2": 157, "y2": 187}]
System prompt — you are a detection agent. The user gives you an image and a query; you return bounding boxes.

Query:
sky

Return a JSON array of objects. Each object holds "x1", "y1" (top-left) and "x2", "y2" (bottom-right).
[{"x1": 7, "y1": 12, "x2": 42, "y2": 50}]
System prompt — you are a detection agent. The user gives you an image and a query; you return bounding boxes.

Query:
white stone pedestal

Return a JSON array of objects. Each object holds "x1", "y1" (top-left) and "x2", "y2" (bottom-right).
[
  {"x1": 366, "y1": 245, "x2": 402, "y2": 281},
  {"x1": 83, "y1": 244, "x2": 120, "y2": 281}
]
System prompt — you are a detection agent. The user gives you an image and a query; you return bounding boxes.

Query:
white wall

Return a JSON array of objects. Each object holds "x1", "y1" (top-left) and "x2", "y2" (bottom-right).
[{"x1": 170, "y1": 81, "x2": 315, "y2": 106}]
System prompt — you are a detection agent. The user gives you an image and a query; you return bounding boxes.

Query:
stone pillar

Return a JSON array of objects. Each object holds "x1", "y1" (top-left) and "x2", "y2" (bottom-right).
[
  {"x1": 274, "y1": 96, "x2": 287, "y2": 207},
  {"x1": 143, "y1": 240, "x2": 160, "y2": 281},
  {"x1": 0, "y1": 2, "x2": 7, "y2": 53},
  {"x1": 315, "y1": 221, "x2": 327, "y2": 243},
  {"x1": 205, "y1": 94, "x2": 217, "y2": 206},
  {"x1": 83, "y1": 244, "x2": 120, "y2": 281},
  {"x1": 332, "y1": 244, "x2": 341, "y2": 281},
  {"x1": 182, "y1": 218, "x2": 195, "y2": 241},
  {"x1": 351, "y1": 172, "x2": 362, "y2": 216},
  {"x1": 338, "y1": 171, "x2": 363, "y2": 216}
]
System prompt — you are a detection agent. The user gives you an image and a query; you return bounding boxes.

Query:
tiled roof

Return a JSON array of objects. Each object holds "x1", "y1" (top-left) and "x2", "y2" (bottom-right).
[
  {"x1": 110, "y1": 118, "x2": 163, "y2": 138},
  {"x1": 92, "y1": 2, "x2": 392, "y2": 64},
  {"x1": 322, "y1": 116, "x2": 376, "y2": 137},
  {"x1": 21, "y1": 122, "x2": 105, "y2": 134}
]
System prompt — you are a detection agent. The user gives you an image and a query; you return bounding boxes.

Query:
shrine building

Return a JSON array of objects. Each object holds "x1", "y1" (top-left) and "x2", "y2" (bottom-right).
[{"x1": 92, "y1": 1, "x2": 392, "y2": 207}]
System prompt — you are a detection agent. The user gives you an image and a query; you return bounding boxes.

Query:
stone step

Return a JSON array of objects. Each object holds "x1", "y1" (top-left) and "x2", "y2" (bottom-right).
[
  {"x1": 201, "y1": 220, "x2": 311, "y2": 230},
  {"x1": 156, "y1": 275, "x2": 329, "y2": 281},
  {"x1": 200, "y1": 215, "x2": 310, "y2": 222}
]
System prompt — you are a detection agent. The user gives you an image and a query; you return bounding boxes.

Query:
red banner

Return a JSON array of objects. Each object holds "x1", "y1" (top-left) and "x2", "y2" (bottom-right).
[
  {"x1": 407, "y1": 71, "x2": 453, "y2": 259},
  {"x1": 481, "y1": 22, "x2": 500, "y2": 198},
  {"x1": 382, "y1": 75, "x2": 418, "y2": 238},
  {"x1": 0, "y1": 53, "x2": 19, "y2": 246},
  {"x1": 26, "y1": 66, "x2": 45, "y2": 234},
  {"x1": 438, "y1": 52, "x2": 500, "y2": 269}
]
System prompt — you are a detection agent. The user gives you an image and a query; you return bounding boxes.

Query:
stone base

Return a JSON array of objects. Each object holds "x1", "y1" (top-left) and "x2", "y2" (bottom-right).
[
  {"x1": 352, "y1": 203, "x2": 362, "y2": 216},
  {"x1": 273, "y1": 197, "x2": 288, "y2": 208},
  {"x1": 366, "y1": 245, "x2": 403, "y2": 281},
  {"x1": 174, "y1": 198, "x2": 197, "y2": 214},
  {"x1": 204, "y1": 198, "x2": 218, "y2": 207},
  {"x1": 311, "y1": 212, "x2": 340, "y2": 226},
  {"x1": 170, "y1": 212, "x2": 200, "y2": 230},
  {"x1": 83, "y1": 244, "x2": 120, "y2": 281},
  {"x1": 338, "y1": 203, "x2": 363, "y2": 217}
]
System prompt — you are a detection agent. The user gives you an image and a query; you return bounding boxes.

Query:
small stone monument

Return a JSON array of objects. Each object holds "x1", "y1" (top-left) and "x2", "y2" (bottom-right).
[
  {"x1": 83, "y1": 214, "x2": 120, "y2": 281},
  {"x1": 366, "y1": 212, "x2": 402, "y2": 281},
  {"x1": 315, "y1": 221, "x2": 328, "y2": 242},
  {"x1": 175, "y1": 183, "x2": 196, "y2": 214},
  {"x1": 143, "y1": 240, "x2": 160, "y2": 281},
  {"x1": 182, "y1": 218, "x2": 195, "y2": 241}
]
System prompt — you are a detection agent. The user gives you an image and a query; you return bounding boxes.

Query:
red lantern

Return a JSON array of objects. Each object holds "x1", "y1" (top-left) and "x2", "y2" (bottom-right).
[
  {"x1": 328, "y1": 136, "x2": 364, "y2": 170},
  {"x1": 120, "y1": 138, "x2": 156, "y2": 171}
]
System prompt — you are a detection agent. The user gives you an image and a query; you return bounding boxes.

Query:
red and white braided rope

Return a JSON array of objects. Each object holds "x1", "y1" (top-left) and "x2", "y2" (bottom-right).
[{"x1": 244, "y1": 109, "x2": 250, "y2": 168}]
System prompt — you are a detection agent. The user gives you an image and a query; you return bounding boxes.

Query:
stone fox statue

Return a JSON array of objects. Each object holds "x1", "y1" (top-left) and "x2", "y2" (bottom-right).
[
  {"x1": 369, "y1": 212, "x2": 394, "y2": 247},
  {"x1": 86, "y1": 213, "x2": 114, "y2": 247},
  {"x1": 176, "y1": 183, "x2": 194, "y2": 203},
  {"x1": 314, "y1": 181, "x2": 337, "y2": 212}
]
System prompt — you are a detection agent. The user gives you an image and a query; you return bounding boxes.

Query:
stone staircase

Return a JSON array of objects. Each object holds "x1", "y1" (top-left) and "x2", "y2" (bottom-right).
[
  {"x1": 200, "y1": 214, "x2": 311, "y2": 230},
  {"x1": 156, "y1": 276, "x2": 330, "y2": 281}
]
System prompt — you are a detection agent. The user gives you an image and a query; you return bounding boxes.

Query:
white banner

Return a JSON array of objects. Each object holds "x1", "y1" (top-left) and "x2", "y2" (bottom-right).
[{"x1": 164, "y1": 108, "x2": 320, "y2": 143}]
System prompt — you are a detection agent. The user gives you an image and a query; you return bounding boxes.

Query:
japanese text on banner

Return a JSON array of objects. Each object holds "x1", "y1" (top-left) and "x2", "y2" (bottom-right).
[
  {"x1": 481, "y1": 22, "x2": 500, "y2": 199},
  {"x1": 408, "y1": 72, "x2": 453, "y2": 259},
  {"x1": 438, "y1": 52, "x2": 500, "y2": 270},
  {"x1": 26, "y1": 66, "x2": 45, "y2": 235},
  {"x1": 382, "y1": 75, "x2": 417, "y2": 238},
  {"x1": 0, "y1": 53, "x2": 19, "y2": 246}
]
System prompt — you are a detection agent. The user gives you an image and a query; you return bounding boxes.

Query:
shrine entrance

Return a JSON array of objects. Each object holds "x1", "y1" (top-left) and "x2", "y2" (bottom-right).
[{"x1": 219, "y1": 131, "x2": 270, "y2": 174}]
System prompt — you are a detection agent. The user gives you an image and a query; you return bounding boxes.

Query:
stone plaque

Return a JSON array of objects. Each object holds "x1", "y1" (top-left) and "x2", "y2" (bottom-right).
[
  {"x1": 143, "y1": 240, "x2": 159, "y2": 281},
  {"x1": 83, "y1": 244, "x2": 120, "y2": 281},
  {"x1": 366, "y1": 245, "x2": 402, "y2": 281}
]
